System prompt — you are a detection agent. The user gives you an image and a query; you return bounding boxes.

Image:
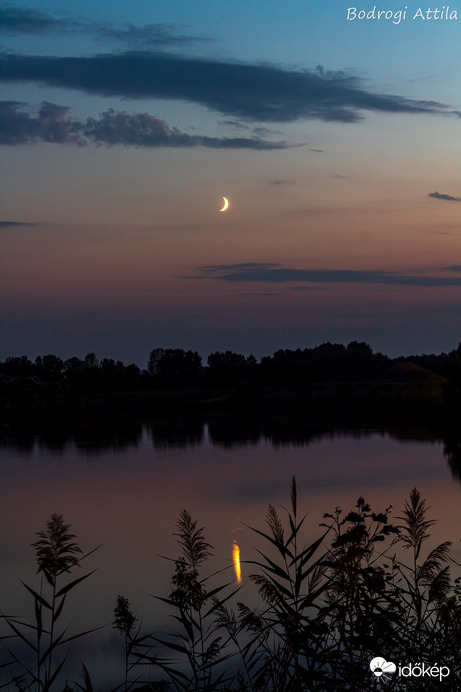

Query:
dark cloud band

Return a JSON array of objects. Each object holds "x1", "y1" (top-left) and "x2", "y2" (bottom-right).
[
  {"x1": 189, "y1": 263, "x2": 461, "y2": 287},
  {"x1": 0, "y1": 52, "x2": 453, "y2": 124}
]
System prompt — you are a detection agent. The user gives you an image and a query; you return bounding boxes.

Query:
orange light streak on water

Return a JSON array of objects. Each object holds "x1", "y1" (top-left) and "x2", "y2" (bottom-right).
[{"x1": 233, "y1": 539, "x2": 242, "y2": 583}]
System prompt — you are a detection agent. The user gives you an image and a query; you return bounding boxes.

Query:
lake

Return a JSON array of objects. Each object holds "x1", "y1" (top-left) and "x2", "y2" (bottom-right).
[{"x1": 1, "y1": 423, "x2": 461, "y2": 688}]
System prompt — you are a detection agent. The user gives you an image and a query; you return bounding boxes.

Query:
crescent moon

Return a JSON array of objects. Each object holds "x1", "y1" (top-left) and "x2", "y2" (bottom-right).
[{"x1": 219, "y1": 197, "x2": 229, "y2": 212}]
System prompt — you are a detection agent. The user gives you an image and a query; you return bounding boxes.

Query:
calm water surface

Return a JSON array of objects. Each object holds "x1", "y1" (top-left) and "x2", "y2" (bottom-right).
[{"x1": 1, "y1": 426, "x2": 461, "y2": 687}]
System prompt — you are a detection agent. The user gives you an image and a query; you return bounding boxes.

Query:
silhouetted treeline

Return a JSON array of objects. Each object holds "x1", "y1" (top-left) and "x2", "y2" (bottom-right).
[
  {"x1": 2, "y1": 340, "x2": 461, "y2": 395},
  {"x1": 0, "y1": 353, "x2": 144, "y2": 393}
]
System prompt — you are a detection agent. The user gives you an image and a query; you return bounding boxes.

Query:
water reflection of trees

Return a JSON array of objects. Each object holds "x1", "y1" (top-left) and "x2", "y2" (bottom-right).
[
  {"x1": 0, "y1": 420, "x2": 386, "y2": 454},
  {"x1": 5, "y1": 409, "x2": 461, "y2": 488},
  {"x1": 3, "y1": 413, "x2": 460, "y2": 474},
  {"x1": 443, "y1": 435, "x2": 461, "y2": 480},
  {"x1": 0, "y1": 423, "x2": 145, "y2": 457},
  {"x1": 147, "y1": 420, "x2": 204, "y2": 450}
]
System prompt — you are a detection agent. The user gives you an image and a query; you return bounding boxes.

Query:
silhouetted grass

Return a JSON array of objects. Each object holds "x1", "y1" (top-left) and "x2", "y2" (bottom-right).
[
  {"x1": 2, "y1": 483, "x2": 461, "y2": 691},
  {"x1": 1, "y1": 515, "x2": 99, "y2": 691}
]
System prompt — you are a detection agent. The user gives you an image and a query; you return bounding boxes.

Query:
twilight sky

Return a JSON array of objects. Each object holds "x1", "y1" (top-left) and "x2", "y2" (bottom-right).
[{"x1": 1, "y1": 0, "x2": 461, "y2": 365}]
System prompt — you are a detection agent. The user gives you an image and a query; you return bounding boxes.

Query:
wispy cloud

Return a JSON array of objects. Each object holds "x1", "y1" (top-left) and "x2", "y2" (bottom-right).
[
  {"x1": 0, "y1": 6, "x2": 69, "y2": 34},
  {"x1": 0, "y1": 52, "x2": 455, "y2": 124},
  {"x1": 235, "y1": 292, "x2": 282, "y2": 297},
  {"x1": 219, "y1": 120, "x2": 250, "y2": 130},
  {"x1": 99, "y1": 24, "x2": 210, "y2": 49},
  {"x1": 0, "y1": 101, "x2": 289, "y2": 149},
  {"x1": 428, "y1": 191, "x2": 461, "y2": 202},
  {"x1": 0, "y1": 6, "x2": 208, "y2": 48},
  {"x1": 0, "y1": 220, "x2": 39, "y2": 227},
  {"x1": 270, "y1": 179, "x2": 296, "y2": 186},
  {"x1": 187, "y1": 263, "x2": 461, "y2": 287}
]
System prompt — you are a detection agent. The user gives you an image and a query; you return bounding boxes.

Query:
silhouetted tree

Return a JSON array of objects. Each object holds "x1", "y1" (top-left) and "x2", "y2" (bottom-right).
[
  {"x1": 84, "y1": 352, "x2": 99, "y2": 369},
  {"x1": 35, "y1": 355, "x2": 64, "y2": 382},
  {"x1": 0, "y1": 355, "x2": 35, "y2": 376},
  {"x1": 207, "y1": 350, "x2": 257, "y2": 385},
  {"x1": 63, "y1": 356, "x2": 84, "y2": 373},
  {"x1": 148, "y1": 348, "x2": 202, "y2": 387},
  {"x1": 148, "y1": 348, "x2": 166, "y2": 376}
]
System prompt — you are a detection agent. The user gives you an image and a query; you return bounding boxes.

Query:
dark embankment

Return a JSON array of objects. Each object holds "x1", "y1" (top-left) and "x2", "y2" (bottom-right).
[
  {"x1": 2, "y1": 341, "x2": 461, "y2": 443},
  {"x1": 0, "y1": 367, "x2": 448, "y2": 442}
]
